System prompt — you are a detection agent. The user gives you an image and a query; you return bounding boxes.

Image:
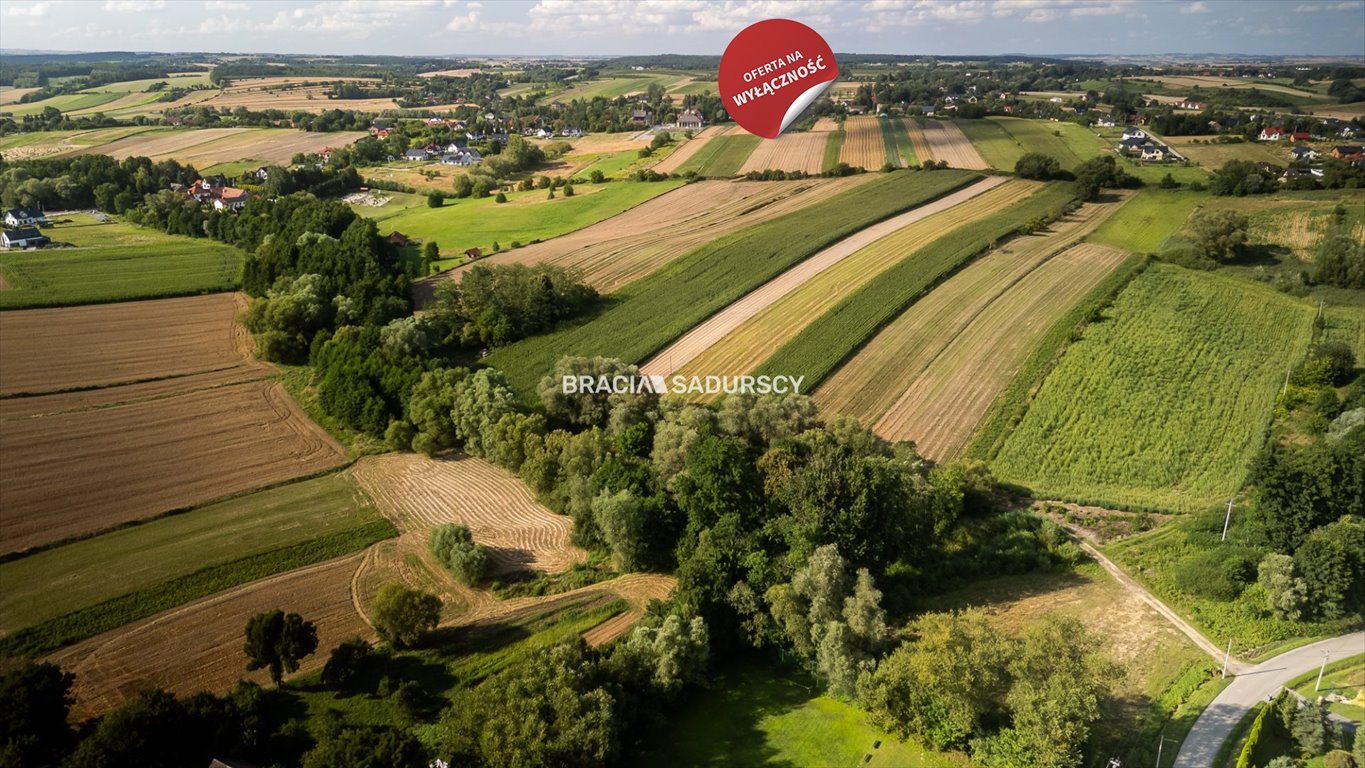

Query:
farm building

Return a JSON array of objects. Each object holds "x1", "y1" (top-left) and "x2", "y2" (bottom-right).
[
  {"x1": 2, "y1": 227, "x2": 50, "y2": 248},
  {"x1": 387, "y1": 231, "x2": 412, "y2": 247},
  {"x1": 677, "y1": 109, "x2": 705, "y2": 130},
  {"x1": 631, "y1": 108, "x2": 653, "y2": 127},
  {"x1": 3, "y1": 207, "x2": 45, "y2": 227}
]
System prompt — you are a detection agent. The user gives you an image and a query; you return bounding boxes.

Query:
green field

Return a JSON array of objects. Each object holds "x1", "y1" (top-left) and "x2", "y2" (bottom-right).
[
  {"x1": 0, "y1": 473, "x2": 397, "y2": 656},
  {"x1": 1086, "y1": 190, "x2": 1204, "y2": 253},
  {"x1": 2, "y1": 91, "x2": 123, "y2": 117},
  {"x1": 822, "y1": 125, "x2": 845, "y2": 172},
  {"x1": 633, "y1": 662, "x2": 953, "y2": 767},
  {"x1": 355, "y1": 180, "x2": 684, "y2": 261},
  {"x1": 555, "y1": 71, "x2": 691, "y2": 101},
  {"x1": 672, "y1": 133, "x2": 761, "y2": 177},
  {"x1": 0, "y1": 214, "x2": 243, "y2": 309},
  {"x1": 0, "y1": 125, "x2": 167, "y2": 156},
  {"x1": 992, "y1": 265, "x2": 1317, "y2": 512},
  {"x1": 958, "y1": 117, "x2": 1106, "y2": 171},
  {"x1": 487, "y1": 170, "x2": 980, "y2": 395},
  {"x1": 576, "y1": 148, "x2": 650, "y2": 179},
  {"x1": 1322, "y1": 304, "x2": 1365, "y2": 360},
  {"x1": 79, "y1": 72, "x2": 212, "y2": 94},
  {"x1": 759, "y1": 182, "x2": 1078, "y2": 390},
  {"x1": 877, "y1": 117, "x2": 902, "y2": 167},
  {"x1": 1291, "y1": 655, "x2": 1365, "y2": 721}
]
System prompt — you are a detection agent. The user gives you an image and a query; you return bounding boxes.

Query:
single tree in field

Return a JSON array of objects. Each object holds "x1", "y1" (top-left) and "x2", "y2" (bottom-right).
[
  {"x1": 243, "y1": 610, "x2": 318, "y2": 685},
  {"x1": 371, "y1": 584, "x2": 442, "y2": 648},
  {"x1": 1189, "y1": 209, "x2": 1249, "y2": 262},
  {"x1": 1014, "y1": 153, "x2": 1061, "y2": 181},
  {"x1": 422, "y1": 241, "x2": 439, "y2": 276}
]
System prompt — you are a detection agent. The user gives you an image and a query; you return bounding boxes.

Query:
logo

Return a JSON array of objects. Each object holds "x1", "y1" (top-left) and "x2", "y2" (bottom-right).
[
  {"x1": 718, "y1": 18, "x2": 838, "y2": 139},
  {"x1": 562, "y1": 374, "x2": 806, "y2": 396}
]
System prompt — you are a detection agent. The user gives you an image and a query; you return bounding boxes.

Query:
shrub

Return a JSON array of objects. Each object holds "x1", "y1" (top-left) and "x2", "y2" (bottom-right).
[
  {"x1": 321, "y1": 638, "x2": 373, "y2": 689},
  {"x1": 429, "y1": 523, "x2": 492, "y2": 586},
  {"x1": 494, "y1": 192, "x2": 507, "y2": 203},
  {"x1": 426, "y1": 192, "x2": 443, "y2": 207}
]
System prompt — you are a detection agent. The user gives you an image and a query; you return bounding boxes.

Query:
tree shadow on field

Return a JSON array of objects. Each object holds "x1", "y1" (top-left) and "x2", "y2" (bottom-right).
[
  {"x1": 487, "y1": 546, "x2": 539, "y2": 574},
  {"x1": 1231, "y1": 243, "x2": 1288, "y2": 267},
  {"x1": 919, "y1": 568, "x2": 1092, "y2": 616}
]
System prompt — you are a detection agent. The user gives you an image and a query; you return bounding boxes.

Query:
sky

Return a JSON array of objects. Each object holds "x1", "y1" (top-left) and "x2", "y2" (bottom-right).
[{"x1": 1, "y1": 0, "x2": 1363, "y2": 58}]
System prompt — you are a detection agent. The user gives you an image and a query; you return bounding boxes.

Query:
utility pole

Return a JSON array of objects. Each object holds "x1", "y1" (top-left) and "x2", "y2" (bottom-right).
[
  {"x1": 1222, "y1": 638, "x2": 1233, "y2": 679},
  {"x1": 1156, "y1": 734, "x2": 1177, "y2": 768},
  {"x1": 1221, "y1": 498, "x2": 1235, "y2": 542},
  {"x1": 1316, "y1": 651, "x2": 1330, "y2": 692}
]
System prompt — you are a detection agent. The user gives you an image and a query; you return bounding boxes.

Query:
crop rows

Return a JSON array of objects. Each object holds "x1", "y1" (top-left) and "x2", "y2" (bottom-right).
[
  {"x1": 671, "y1": 133, "x2": 761, "y2": 177},
  {"x1": 839, "y1": 116, "x2": 888, "y2": 170},
  {"x1": 739, "y1": 131, "x2": 829, "y2": 174},
  {"x1": 991, "y1": 265, "x2": 1316, "y2": 512},
  {"x1": 487, "y1": 170, "x2": 981, "y2": 396},
  {"x1": 753, "y1": 183, "x2": 1079, "y2": 390},
  {"x1": 0, "y1": 240, "x2": 242, "y2": 309}
]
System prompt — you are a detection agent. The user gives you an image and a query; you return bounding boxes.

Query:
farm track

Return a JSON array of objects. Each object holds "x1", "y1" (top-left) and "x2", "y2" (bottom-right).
[
  {"x1": 839, "y1": 116, "x2": 886, "y2": 170},
  {"x1": 642, "y1": 176, "x2": 1022, "y2": 381},
  {"x1": 350, "y1": 453, "x2": 585, "y2": 574},
  {"x1": 919, "y1": 120, "x2": 990, "y2": 169},
  {"x1": 650, "y1": 125, "x2": 728, "y2": 174},
  {"x1": 738, "y1": 131, "x2": 828, "y2": 174},
  {"x1": 0, "y1": 292, "x2": 260, "y2": 396},
  {"x1": 420, "y1": 175, "x2": 872, "y2": 297},
  {"x1": 815, "y1": 195, "x2": 1130, "y2": 441},
  {"x1": 0, "y1": 380, "x2": 346, "y2": 555}
]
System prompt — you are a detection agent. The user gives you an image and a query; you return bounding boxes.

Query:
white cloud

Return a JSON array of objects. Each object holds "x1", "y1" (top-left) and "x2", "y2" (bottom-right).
[
  {"x1": 1294, "y1": 0, "x2": 1364, "y2": 10},
  {"x1": 103, "y1": 0, "x2": 166, "y2": 11},
  {"x1": 7, "y1": 1, "x2": 52, "y2": 16},
  {"x1": 204, "y1": 0, "x2": 248, "y2": 10},
  {"x1": 1180, "y1": 1, "x2": 1211, "y2": 13},
  {"x1": 1023, "y1": 8, "x2": 1056, "y2": 22},
  {"x1": 446, "y1": 9, "x2": 480, "y2": 31}
]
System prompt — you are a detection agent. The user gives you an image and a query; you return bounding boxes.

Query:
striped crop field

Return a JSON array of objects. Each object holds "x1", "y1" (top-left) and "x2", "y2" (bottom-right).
[
  {"x1": 486, "y1": 170, "x2": 981, "y2": 396},
  {"x1": 957, "y1": 117, "x2": 1106, "y2": 171},
  {"x1": 902, "y1": 119, "x2": 935, "y2": 165},
  {"x1": 739, "y1": 131, "x2": 830, "y2": 174},
  {"x1": 991, "y1": 265, "x2": 1317, "y2": 512},
  {"x1": 652, "y1": 125, "x2": 729, "y2": 174},
  {"x1": 814, "y1": 194, "x2": 1133, "y2": 456},
  {"x1": 916, "y1": 120, "x2": 989, "y2": 169},
  {"x1": 427, "y1": 176, "x2": 872, "y2": 296},
  {"x1": 884, "y1": 117, "x2": 918, "y2": 167},
  {"x1": 661, "y1": 178, "x2": 1036, "y2": 384},
  {"x1": 672, "y1": 132, "x2": 761, "y2": 177},
  {"x1": 839, "y1": 116, "x2": 889, "y2": 170},
  {"x1": 752, "y1": 182, "x2": 1082, "y2": 390}
]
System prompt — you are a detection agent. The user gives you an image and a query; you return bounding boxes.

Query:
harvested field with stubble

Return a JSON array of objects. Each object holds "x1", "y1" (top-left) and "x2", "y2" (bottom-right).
[
  {"x1": 903, "y1": 119, "x2": 934, "y2": 164},
  {"x1": 651, "y1": 125, "x2": 728, "y2": 174},
  {"x1": 351, "y1": 453, "x2": 585, "y2": 574},
  {"x1": 814, "y1": 196, "x2": 1131, "y2": 453},
  {"x1": 739, "y1": 131, "x2": 830, "y2": 174},
  {"x1": 648, "y1": 177, "x2": 1028, "y2": 382},
  {"x1": 839, "y1": 116, "x2": 889, "y2": 169},
  {"x1": 918, "y1": 120, "x2": 989, "y2": 169},
  {"x1": 425, "y1": 176, "x2": 871, "y2": 296},
  {"x1": 0, "y1": 293, "x2": 260, "y2": 395},
  {"x1": 0, "y1": 381, "x2": 347, "y2": 555},
  {"x1": 49, "y1": 552, "x2": 370, "y2": 720},
  {"x1": 77, "y1": 127, "x2": 365, "y2": 166}
]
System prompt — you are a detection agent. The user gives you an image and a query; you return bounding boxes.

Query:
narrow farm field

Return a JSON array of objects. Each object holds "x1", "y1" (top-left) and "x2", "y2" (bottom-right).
[
  {"x1": 958, "y1": 117, "x2": 1105, "y2": 171},
  {"x1": 0, "y1": 380, "x2": 346, "y2": 555},
  {"x1": 152, "y1": 78, "x2": 405, "y2": 115},
  {"x1": 655, "y1": 177, "x2": 1029, "y2": 382},
  {"x1": 0, "y1": 473, "x2": 390, "y2": 642},
  {"x1": 356, "y1": 180, "x2": 684, "y2": 261},
  {"x1": 924, "y1": 563, "x2": 1218, "y2": 768},
  {"x1": 351, "y1": 453, "x2": 585, "y2": 574},
  {"x1": 426, "y1": 176, "x2": 871, "y2": 296},
  {"x1": 822, "y1": 124, "x2": 845, "y2": 171},
  {"x1": 0, "y1": 292, "x2": 259, "y2": 395},
  {"x1": 839, "y1": 116, "x2": 888, "y2": 170},
  {"x1": 903, "y1": 119, "x2": 935, "y2": 165},
  {"x1": 553, "y1": 72, "x2": 690, "y2": 101},
  {"x1": 2, "y1": 91, "x2": 123, "y2": 117},
  {"x1": 488, "y1": 170, "x2": 982, "y2": 396},
  {"x1": 0, "y1": 214, "x2": 243, "y2": 308},
  {"x1": 651, "y1": 124, "x2": 728, "y2": 174},
  {"x1": 78, "y1": 126, "x2": 365, "y2": 166},
  {"x1": 1160, "y1": 135, "x2": 1293, "y2": 168},
  {"x1": 672, "y1": 132, "x2": 761, "y2": 177},
  {"x1": 886, "y1": 117, "x2": 918, "y2": 167},
  {"x1": 738, "y1": 130, "x2": 829, "y2": 174},
  {"x1": 814, "y1": 194, "x2": 1131, "y2": 454},
  {"x1": 1322, "y1": 304, "x2": 1365, "y2": 360},
  {"x1": 753, "y1": 183, "x2": 1082, "y2": 391},
  {"x1": 1086, "y1": 190, "x2": 1204, "y2": 253},
  {"x1": 918, "y1": 120, "x2": 989, "y2": 169},
  {"x1": 0, "y1": 85, "x2": 39, "y2": 105},
  {"x1": 48, "y1": 552, "x2": 371, "y2": 721},
  {"x1": 992, "y1": 265, "x2": 1316, "y2": 512},
  {"x1": 633, "y1": 661, "x2": 958, "y2": 768},
  {"x1": 0, "y1": 125, "x2": 169, "y2": 161}
]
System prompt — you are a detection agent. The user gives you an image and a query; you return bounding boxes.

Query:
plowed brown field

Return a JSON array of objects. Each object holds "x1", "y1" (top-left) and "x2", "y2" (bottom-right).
[
  {"x1": 49, "y1": 553, "x2": 370, "y2": 720},
  {"x1": 651, "y1": 125, "x2": 728, "y2": 174},
  {"x1": 918, "y1": 120, "x2": 989, "y2": 169},
  {"x1": 739, "y1": 131, "x2": 829, "y2": 174},
  {"x1": 420, "y1": 175, "x2": 872, "y2": 297},
  {"x1": 839, "y1": 116, "x2": 886, "y2": 170},
  {"x1": 351, "y1": 453, "x2": 585, "y2": 574},
  {"x1": 0, "y1": 293, "x2": 260, "y2": 396},
  {"x1": 0, "y1": 380, "x2": 346, "y2": 554}
]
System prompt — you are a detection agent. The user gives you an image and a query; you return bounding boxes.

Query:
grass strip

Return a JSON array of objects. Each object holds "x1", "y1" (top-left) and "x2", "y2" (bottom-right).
[
  {"x1": 821, "y1": 127, "x2": 844, "y2": 172},
  {"x1": 487, "y1": 170, "x2": 981, "y2": 396},
  {"x1": 757, "y1": 182, "x2": 1079, "y2": 390},
  {"x1": 0, "y1": 519, "x2": 397, "y2": 657},
  {"x1": 878, "y1": 117, "x2": 901, "y2": 167}
]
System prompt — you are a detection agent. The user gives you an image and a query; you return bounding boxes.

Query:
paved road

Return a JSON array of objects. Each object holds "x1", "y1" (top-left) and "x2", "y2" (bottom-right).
[{"x1": 1172, "y1": 631, "x2": 1365, "y2": 768}]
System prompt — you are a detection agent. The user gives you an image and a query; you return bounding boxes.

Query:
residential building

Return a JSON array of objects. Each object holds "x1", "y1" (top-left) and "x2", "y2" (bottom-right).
[
  {"x1": 1, "y1": 227, "x2": 49, "y2": 248},
  {"x1": 3, "y1": 207, "x2": 44, "y2": 227},
  {"x1": 1259, "y1": 126, "x2": 1285, "y2": 141}
]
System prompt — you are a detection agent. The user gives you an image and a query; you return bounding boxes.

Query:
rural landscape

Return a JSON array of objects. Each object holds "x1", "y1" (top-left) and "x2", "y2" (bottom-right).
[{"x1": 0, "y1": 1, "x2": 1363, "y2": 766}]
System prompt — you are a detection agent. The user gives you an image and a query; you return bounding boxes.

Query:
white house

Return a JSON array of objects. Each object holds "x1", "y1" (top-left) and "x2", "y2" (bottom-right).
[
  {"x1": 1290, "y1": 146, "x2": 1320, "y2": 161},
  {"x1": 1095, "y1": 115, "x2": 1118, "y2": 128},
  {"x1": 1141, "y1": 146, "x2": 1169, "y2": 161},
  {"x1": 3, "y1": 207, "x2": 44, "y2": 228},
  {"x1": 1121, "y1": 128, "x2": 1148, "y2": 141},
  {"x1": 1259, "y1": 126, "x2": 1285, "y2": 141},
  {"x1": 1, "y1": 227, "x2": 49, "y2": 248}
]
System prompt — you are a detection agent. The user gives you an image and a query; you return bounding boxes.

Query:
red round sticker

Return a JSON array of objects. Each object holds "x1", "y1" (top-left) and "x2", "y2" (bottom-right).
[{"x1": 719, "y1": 19, "x2": 838, "y2": 139}]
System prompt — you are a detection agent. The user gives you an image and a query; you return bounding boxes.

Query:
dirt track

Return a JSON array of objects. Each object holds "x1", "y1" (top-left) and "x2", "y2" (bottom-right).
[
  {"x1": 640, "y1": 176, "x2": 1007, "y2": 378},
  {"x1": 416, "y1": 175, "x2": 871, "y2": 298}
]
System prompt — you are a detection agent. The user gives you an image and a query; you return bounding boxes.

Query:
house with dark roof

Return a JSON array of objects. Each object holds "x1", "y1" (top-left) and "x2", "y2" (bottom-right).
[
  {"x1": 2, "y1": 227, "x2": 49, "y2": 248},
  {"x1": 1290, "y1": 146, "x2": 1319, "y2": 161},
  {"x1": 1331, "y1": 145, "x2": 1364, "y2": 159},
  {"x1": 677, "y1": 108, "x2": 704, "y2": 130},
  {"x1": 4, "y1": 207, "x2": 45, "y2": 227},
  {"x1": 630, "y1": 108, "x2": 653, "y2": 127},
  {"x1": 405, "y1": 148, "x2": 431, "y2": 161}
]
